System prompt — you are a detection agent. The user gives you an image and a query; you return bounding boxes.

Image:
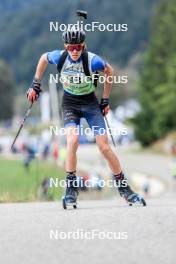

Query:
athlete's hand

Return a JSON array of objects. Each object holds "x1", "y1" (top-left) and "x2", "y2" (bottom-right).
[
  {"x1": 27, "y1": 80, "x2": 42, "y2": 103},
  {"x1": 100, "y1": 98, "x2": 110, "y2": 116}
]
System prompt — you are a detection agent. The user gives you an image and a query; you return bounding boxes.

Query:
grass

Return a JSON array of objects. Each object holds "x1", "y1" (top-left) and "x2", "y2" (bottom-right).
[{"x1": 0, "y1": 158, "x2": 65, "y2": 202}]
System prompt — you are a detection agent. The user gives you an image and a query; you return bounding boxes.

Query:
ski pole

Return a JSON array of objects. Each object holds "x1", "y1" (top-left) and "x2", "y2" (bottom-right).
[
  {"x1": 11, "y1": 103, "x2": 33, "y2": 150},
  {"x1": 104, "y1": 115, "x2": 116, "y2": 148}
]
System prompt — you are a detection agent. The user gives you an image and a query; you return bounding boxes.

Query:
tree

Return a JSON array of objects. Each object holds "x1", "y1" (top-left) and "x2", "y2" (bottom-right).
[
  {"x1": 134, "y1": 0, "x2": 176, "y2": 146},
  {"x1": 0, "y1": 60, "x2": 15, "y2": 121}
]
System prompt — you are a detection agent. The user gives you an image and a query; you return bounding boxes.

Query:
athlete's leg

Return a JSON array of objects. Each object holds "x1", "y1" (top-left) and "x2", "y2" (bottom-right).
[
  {"x1": 96, "y1": 134, "x2": 121, "y2": 175},
  {"x1": 64, "y1": 127, "x2": 79, "y2": 205},
  {"x1": 82, "y1": 96, "x2": 146, "y2": 205},
  {"x1": 61, "y1": 93, "x2": 85, "y2": 206},
  {"x1": 96, "y1": 133, "x2": 144, "y2": 203},
  {"x1": 65, "y1": 125, "x2": 79, "y2": 172},
  {"x1": 62, "y1": 92, "x2": 81, "y2": 173},
  {"x1": 82, "y1": 97, "x2": 122, "y2": 174}
]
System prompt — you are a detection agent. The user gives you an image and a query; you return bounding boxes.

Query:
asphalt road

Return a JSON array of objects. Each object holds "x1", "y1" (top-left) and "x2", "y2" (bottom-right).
[{"x1": 0, "y1": 192, "x2": 175, "y2": 264}]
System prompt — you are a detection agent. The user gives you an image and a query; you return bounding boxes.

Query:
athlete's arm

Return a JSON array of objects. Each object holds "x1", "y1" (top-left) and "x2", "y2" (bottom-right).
[
  {"x1": 99, "y1": 63, "x2": 114, "y2": 115},
  {"x1": 102, "y1": 62, "x2": 114, "y2": 99},
  {"x1": 34, "y1": 50, "x2": 62, "y2": 80},
  {"x1": 27, "y1": 50, "x2": 61, "y2": 103},
  {"x1": 91, "y1": 54, "x2": 114, "y2": 115},
  {"x1": 34, "y1": 53, "x2": 48, "y2": 81},
  {"x1": 27, "y1": 53, "x2": 48, "y2": 103},
  {"x1": 91, "y1": 54, "x2": 114, "y2": 99}
]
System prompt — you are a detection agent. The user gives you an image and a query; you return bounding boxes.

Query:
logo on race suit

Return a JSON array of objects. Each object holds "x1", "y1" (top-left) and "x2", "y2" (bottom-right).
[
  {"x1": 64, "y1": 111, "x2": 76, "y2": 121},
  {"x1": 62, "y1": 61, "x2": 85, "y2": 85},
  {"x1": 65, "y1": 112, "x2": 73, "y2": 116},
  {"x1": 63, "y1": 62, "x2": 84, "y2": 73}
]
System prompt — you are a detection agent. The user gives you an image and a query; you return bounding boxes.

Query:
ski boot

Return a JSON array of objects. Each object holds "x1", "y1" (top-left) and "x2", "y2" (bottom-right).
[
  {"x1": 62, "y1": 172, "x2": 78, "y2": 209},
  {"x1": 114, "y1": 172, "x2": 146, "y2": 206}
]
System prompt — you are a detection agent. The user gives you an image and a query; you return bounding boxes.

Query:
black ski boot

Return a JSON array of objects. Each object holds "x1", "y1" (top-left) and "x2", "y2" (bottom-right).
[
  {"x1": 62, "y1": 172, "x2": 78, "y2": 209},
  {"x1": 114, "y1": 172, "x2": 146, "y2": 206}
]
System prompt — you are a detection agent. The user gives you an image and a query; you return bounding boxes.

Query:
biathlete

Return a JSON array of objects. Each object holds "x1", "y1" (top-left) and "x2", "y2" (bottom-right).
[{"x1": 27, "y1": 28, "x2": 146, "y2": 208}]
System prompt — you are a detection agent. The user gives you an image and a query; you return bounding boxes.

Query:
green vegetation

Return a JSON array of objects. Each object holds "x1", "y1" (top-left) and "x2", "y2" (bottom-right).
[
  {"x1": 0, "y1": 158, "x2": 65, "y2": 202},
  {"x1": 134, "y1": 0, "x2": 176, "y2": 146}
]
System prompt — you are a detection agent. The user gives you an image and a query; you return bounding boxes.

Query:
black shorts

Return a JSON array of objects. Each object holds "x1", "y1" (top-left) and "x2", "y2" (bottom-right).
[{"x1": 61, "y1": 91, "x2": 106, "y2": 136}]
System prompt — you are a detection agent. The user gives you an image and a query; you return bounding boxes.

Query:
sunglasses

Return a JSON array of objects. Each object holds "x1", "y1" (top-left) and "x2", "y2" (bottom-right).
[{"x1": 66, "y1": 44, "x2": 83, "y2": 52}]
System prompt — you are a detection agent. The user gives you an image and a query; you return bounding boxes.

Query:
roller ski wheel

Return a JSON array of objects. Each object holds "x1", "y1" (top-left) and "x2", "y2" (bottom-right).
[
  {"x1": 118, "y1": 184, "x2": 147, "y2": 207},
  {"x1": 62, "y1": 185, "x2": 78, "y2": 210},
  {"x1": 62, "y1": 196, "x2": 67, "y2": 209},
  {"x1": 127, "y1": 194, "x2": 147, "y2": 207},
  {"x1": 62, "y1": 195, "x2": 77, "y2": 210},
  {"x1": 62, "y1": 173, "x2": 79, "y2": 210}
]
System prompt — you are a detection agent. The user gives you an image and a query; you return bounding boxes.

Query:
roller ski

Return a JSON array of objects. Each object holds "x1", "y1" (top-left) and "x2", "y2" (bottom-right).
[
  {"x1": 62, "y1": 173, "x2": 78, "y2": 209},
  {"x1": 114, "y1": 172, "x2": 147, "y2": 207},
  {"x1": 118, "y1": 185, "x2": 146, "y2": 206}
]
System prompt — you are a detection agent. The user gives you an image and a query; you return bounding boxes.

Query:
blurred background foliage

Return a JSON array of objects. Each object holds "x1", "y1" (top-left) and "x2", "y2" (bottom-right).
[{"x1": 134, "y1": 0, "x2": 176, "y2": 145}]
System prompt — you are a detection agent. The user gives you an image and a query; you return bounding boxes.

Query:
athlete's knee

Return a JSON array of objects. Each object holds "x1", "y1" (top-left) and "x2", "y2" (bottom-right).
[
  {"x1": 67, "y1": 134, "x2": 79, "y2": 150},
  {"x1": 98, "y1": 142, "x2": 111, "y2": 155}
]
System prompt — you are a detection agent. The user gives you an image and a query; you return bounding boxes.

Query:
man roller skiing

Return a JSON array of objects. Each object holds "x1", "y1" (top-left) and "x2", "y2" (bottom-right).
[{"x1": 27, "y1": 27, "x2": 145, "y2": 208}]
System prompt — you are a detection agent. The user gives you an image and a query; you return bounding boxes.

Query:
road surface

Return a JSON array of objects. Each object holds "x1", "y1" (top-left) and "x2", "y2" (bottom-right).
[{"x1": 0, "y1": 192, "x2": 175, "y2": 264}]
